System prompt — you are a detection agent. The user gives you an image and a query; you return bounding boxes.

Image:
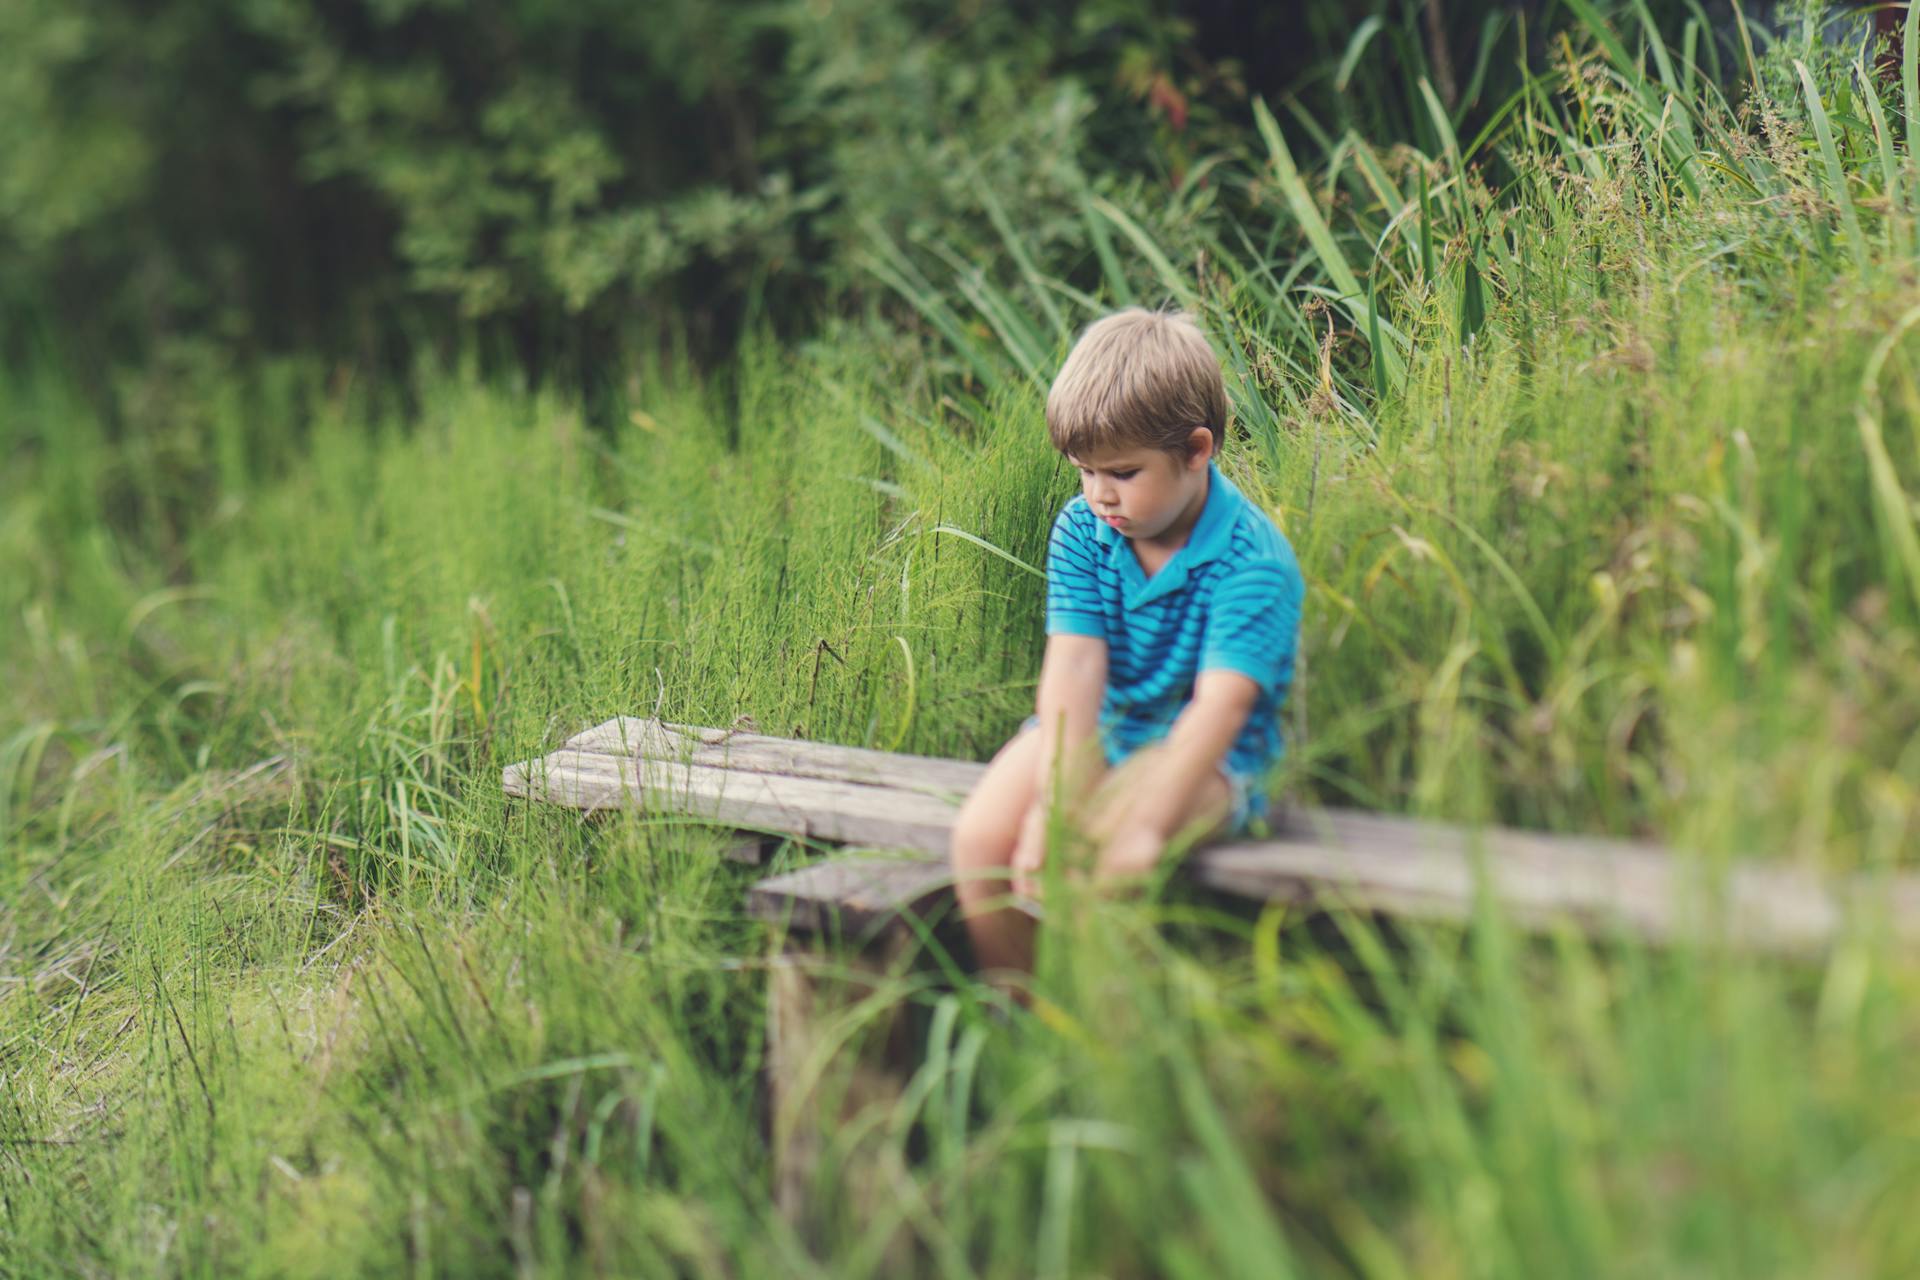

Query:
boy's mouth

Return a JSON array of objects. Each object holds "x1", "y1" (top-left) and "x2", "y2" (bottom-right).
[{"x1": 1102, "y1": 513, "x2": 1126, "y2": 527}]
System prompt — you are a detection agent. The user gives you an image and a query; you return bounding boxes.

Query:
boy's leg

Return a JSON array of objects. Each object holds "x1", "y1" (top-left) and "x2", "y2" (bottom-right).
[{"x1": 949, "y1": 723, "x2": 1047, "y2": 978}]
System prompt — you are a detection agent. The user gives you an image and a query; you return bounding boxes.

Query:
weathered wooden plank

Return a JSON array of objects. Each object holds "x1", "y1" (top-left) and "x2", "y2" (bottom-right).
[
  {"x1": 504, "y1": 748, "x2": 960, "y2": 851},
  {"x1": 509, "y1": 724, "x2": 1920, "y2": 953},
  {"x1": 747, "y1": 855, "x2": 952, "y2": 937},
  {"x1": 1190, "y1": 807, "x2": 1910, "y2": 953},
  {"x1": 743, "y1": 809, "x2": 1919, "y2": 954},
  {"x1": 560, "y1": 717, "x2": 987, "y2": 797}
]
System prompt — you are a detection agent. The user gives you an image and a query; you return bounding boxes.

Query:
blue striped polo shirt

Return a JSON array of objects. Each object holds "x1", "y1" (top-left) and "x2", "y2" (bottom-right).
[{"x1": 1043, "y1": 458, "x2": 1304, "y2": 780}]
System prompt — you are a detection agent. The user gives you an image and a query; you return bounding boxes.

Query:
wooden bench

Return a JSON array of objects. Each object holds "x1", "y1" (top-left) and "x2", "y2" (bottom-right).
[
  {"x1": 504, "y1": 715, "x2": 1920, "y2": 956},
  {"x1": 504, "y1": 715, "x2": 1920, "y2": 1249}
]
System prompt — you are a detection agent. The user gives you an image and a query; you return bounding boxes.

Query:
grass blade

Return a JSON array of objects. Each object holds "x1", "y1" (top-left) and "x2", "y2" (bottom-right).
[
  {"x1": 1076, "y1": 188, "x2": 1134, "y2": 307},
  {"x1": 1458, "y1": 245, "x2": 1487, "y2": 347},
  {"x1": 1561, "y1": 0, "x2": 1639, "y2": 98},
  {"x1": 1419, "y1": 163, "x2": 1436, "y2": 285},
  {"x1": 1633, "y1": 0, "x2": 1680, "y2": 95},
  {"x1": 1417, "y1": 77, "x2": 1468, "y2": 224},
  {"x1": 1797, "y1": 58, "x2": 1870, "y2": 272},
  {"x1": 1856, "y1": 60, "x2": 1906, "y2": 258},
  {"x1": 1253, "y1": 96, "x2": 1405, "y2": 385},
  {"x1": 1335, "y1": 15, "x2": 1387, "y2": 94},
  {"x1": 1086, "y1": 195, "x2": 1198, "y2": 308},
  {"x1": 1906, "y1": 0, "x2": 1919, "y2": 150},
  {"x1": 1367, "y1": 263, "x2": 1389, "y2": 404},
  {"x1": 1348, "y1": 132, "x2": 1407, "y2": 213},
  {"x1": 929, "y1": 525, "x2": 1043, "y2": 578},
  {"x1": 1730, "y1": 0, "x2": 1763, "y2": 102},
  {"x1": 1253, "y1": 95, "x2": 1362, "y2": 302},
  {"x1": 1855, "y1": 303, "x2": 1920, "y2": 613},
  {"x1": 972, "y1": 164, "x2": 1069, "y2": 345},
  {"x1": 1455, "y1": 10, "x2": 1510, "y2": 120}
]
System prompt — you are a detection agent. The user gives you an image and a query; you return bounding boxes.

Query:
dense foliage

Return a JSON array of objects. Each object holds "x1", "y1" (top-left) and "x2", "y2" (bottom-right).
[
  {"x1": 0, "y1": 0, "x2": 1251, "y2": 367},
  {"x1": 3, "y1": 0, "x2": 1617, "y2": 374}
]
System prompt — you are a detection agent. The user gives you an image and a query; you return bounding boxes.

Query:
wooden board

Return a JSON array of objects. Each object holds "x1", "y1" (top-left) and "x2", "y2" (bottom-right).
[
  {"x1": 504, "y1": 748, "x2": 961, "y2": 851},
  {"x1": 744, "y1": 826, "x2": 1920, "y2": 955},
  {"x1": 747, "y1": 855, "x2": 952, "y2": 938},
  {"x1": 561, "y1": 717, "x2": 986, "y2": 798},
  {"x1": 1191, "y1": 808, "x2": 1917, "y2": 954},
  {"x1": 505, "y1": 719, "x2": 1920, "y2": 953}
]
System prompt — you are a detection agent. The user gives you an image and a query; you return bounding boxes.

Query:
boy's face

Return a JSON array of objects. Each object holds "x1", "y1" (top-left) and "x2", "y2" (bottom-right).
[{"x1": 1068, "y1": 430, "x2": 1212, "y2": 544}]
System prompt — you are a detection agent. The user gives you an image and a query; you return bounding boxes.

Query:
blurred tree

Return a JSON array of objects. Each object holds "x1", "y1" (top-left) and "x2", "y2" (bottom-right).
[{"x1": 0, "y1": 0, "x2": 1696, "y2": 382}]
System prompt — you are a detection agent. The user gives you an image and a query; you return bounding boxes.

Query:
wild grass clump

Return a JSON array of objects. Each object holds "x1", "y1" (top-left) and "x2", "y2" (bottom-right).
[
  {"x1": 869, "y1": 0, "x2": 1920, "y2": 867},
  {"x1": 3, "y1": 3, "x2": 1920, "y2": 1275}
]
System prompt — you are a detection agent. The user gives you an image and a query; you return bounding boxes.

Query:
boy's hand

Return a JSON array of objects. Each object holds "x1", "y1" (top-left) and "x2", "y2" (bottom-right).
[
  {"x1": 1094, "y1": 823, "x2": 1166, "y2": 890},
  {"x1": 1009, "y1": 804, "x2": 1050, "y2": 903}
]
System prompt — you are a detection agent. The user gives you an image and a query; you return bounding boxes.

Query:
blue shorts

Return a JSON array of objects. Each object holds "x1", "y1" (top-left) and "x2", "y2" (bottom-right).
[{"x1": 1019, "y1": 714, "x2": 1271, "y2": 839}]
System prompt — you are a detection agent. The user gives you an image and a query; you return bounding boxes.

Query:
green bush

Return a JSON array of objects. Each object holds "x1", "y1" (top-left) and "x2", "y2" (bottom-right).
[
  {"x1": 4, "y1": 0, "x2": 1630, "y2": 375},
  {"x1": 0, "y1": 0, "x2": 1228, "y2": 369}
]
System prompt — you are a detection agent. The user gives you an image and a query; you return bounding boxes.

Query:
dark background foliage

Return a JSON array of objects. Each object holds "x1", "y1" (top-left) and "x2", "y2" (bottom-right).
[
  {"x1": 0, "y1": 1, "x2": 1544, "y2": 373},
  {"x1": 0, "y1": 0, "x2": 1820, "y2": 384}
]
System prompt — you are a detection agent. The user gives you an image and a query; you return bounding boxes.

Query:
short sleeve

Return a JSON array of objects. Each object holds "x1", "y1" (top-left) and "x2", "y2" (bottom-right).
[
  {"x1": 1044, "y1": 502, "x2": 1106, "y2": 637},
  {"x1": 1200, "y1": 555, "x2": 1304, "y2": 701}
]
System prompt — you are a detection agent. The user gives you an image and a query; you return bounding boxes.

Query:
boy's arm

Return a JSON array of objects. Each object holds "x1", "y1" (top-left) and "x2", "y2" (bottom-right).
[
  {"x1": 1117, "y1": 550, "x2": 1303, "y2": 845},
  {"x1": 1028, "y1": 633, "x2": 1108, "y2": 815},
  {"x1": 1114, "y1": 670, "x2": 1259, "y2": 844}
]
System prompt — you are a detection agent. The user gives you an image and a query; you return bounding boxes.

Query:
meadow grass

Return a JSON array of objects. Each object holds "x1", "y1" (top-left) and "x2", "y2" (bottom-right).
[{"x1": 4, "y1": 6, "x2": 1920, "y2": 1276}]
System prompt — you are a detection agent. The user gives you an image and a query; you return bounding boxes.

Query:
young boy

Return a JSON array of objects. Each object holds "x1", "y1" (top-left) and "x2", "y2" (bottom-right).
[{"x1": 948, "y1": 307, "x2": 1305, "y2": 979}]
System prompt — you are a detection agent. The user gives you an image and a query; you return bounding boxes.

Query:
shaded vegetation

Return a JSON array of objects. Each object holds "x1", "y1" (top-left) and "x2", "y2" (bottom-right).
[{"x1": 3, "y1": 0, "x2": 1591, "y2": 374}]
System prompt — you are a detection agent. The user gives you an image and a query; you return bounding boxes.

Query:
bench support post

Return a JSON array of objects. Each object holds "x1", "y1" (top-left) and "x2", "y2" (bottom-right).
[{"x1": 763, "y1": 918, "x2": 924, "y2": 1265}]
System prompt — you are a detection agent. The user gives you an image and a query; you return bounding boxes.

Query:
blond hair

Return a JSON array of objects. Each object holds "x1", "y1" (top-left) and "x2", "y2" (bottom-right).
[{"x1": 1045, "y1": 307, "x2": 1228, "y2": 461}]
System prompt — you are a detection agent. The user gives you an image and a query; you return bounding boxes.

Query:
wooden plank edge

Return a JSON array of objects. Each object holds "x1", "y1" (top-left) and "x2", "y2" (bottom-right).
[
  {"x1": 1185, "y1": 841, "x2": 1920, "y2": 956},
  {"x1": 748, "y1": 855, "x2": 953, "y2": 940},
  {"x1": 559, "y1": 717, "x2": 987, "y2": 794},
  {"x1": 742, "y1": 840, "x2": 1919, "y2": 959},
  {"x1": 509, "y1": 749, "x2": 976, "y2": 852}
]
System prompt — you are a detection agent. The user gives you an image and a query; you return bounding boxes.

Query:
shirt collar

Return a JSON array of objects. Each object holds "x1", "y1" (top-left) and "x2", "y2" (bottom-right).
[
  {"x1": 1182, "y1": 459, "x2": 1241, "y2": 566},
  {"x1": 1095, "y1": 459, "x2": 1243, "y2": 609}
]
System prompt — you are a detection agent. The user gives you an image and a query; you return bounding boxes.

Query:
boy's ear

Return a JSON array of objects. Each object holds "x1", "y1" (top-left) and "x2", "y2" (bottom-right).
[{"x1": 1185, "y1": 426, "x2": 1213, "y2": 467}]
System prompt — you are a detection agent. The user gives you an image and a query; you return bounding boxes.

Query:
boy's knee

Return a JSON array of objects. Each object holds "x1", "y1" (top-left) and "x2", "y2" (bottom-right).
[
  {"x1": 948, "y1": 802, "x2": 1009, "y2": 872},
  {"x1": 949, "y1": 834, "x2": 1011, "y2": 914}
]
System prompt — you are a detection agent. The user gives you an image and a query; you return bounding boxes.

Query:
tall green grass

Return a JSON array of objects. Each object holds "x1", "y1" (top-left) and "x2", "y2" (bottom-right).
[
  {"x1": 4, "y1": 3, "x2": 1920, "y2": 1275},
  {"x1": 868, "y1": 0, "x2": 1920, "y2": 861}
]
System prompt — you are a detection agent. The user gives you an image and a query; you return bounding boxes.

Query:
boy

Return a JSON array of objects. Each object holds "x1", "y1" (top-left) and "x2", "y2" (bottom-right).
[{"x1": 949, "y1": 307, "x2": 1305, "y2": 979}]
